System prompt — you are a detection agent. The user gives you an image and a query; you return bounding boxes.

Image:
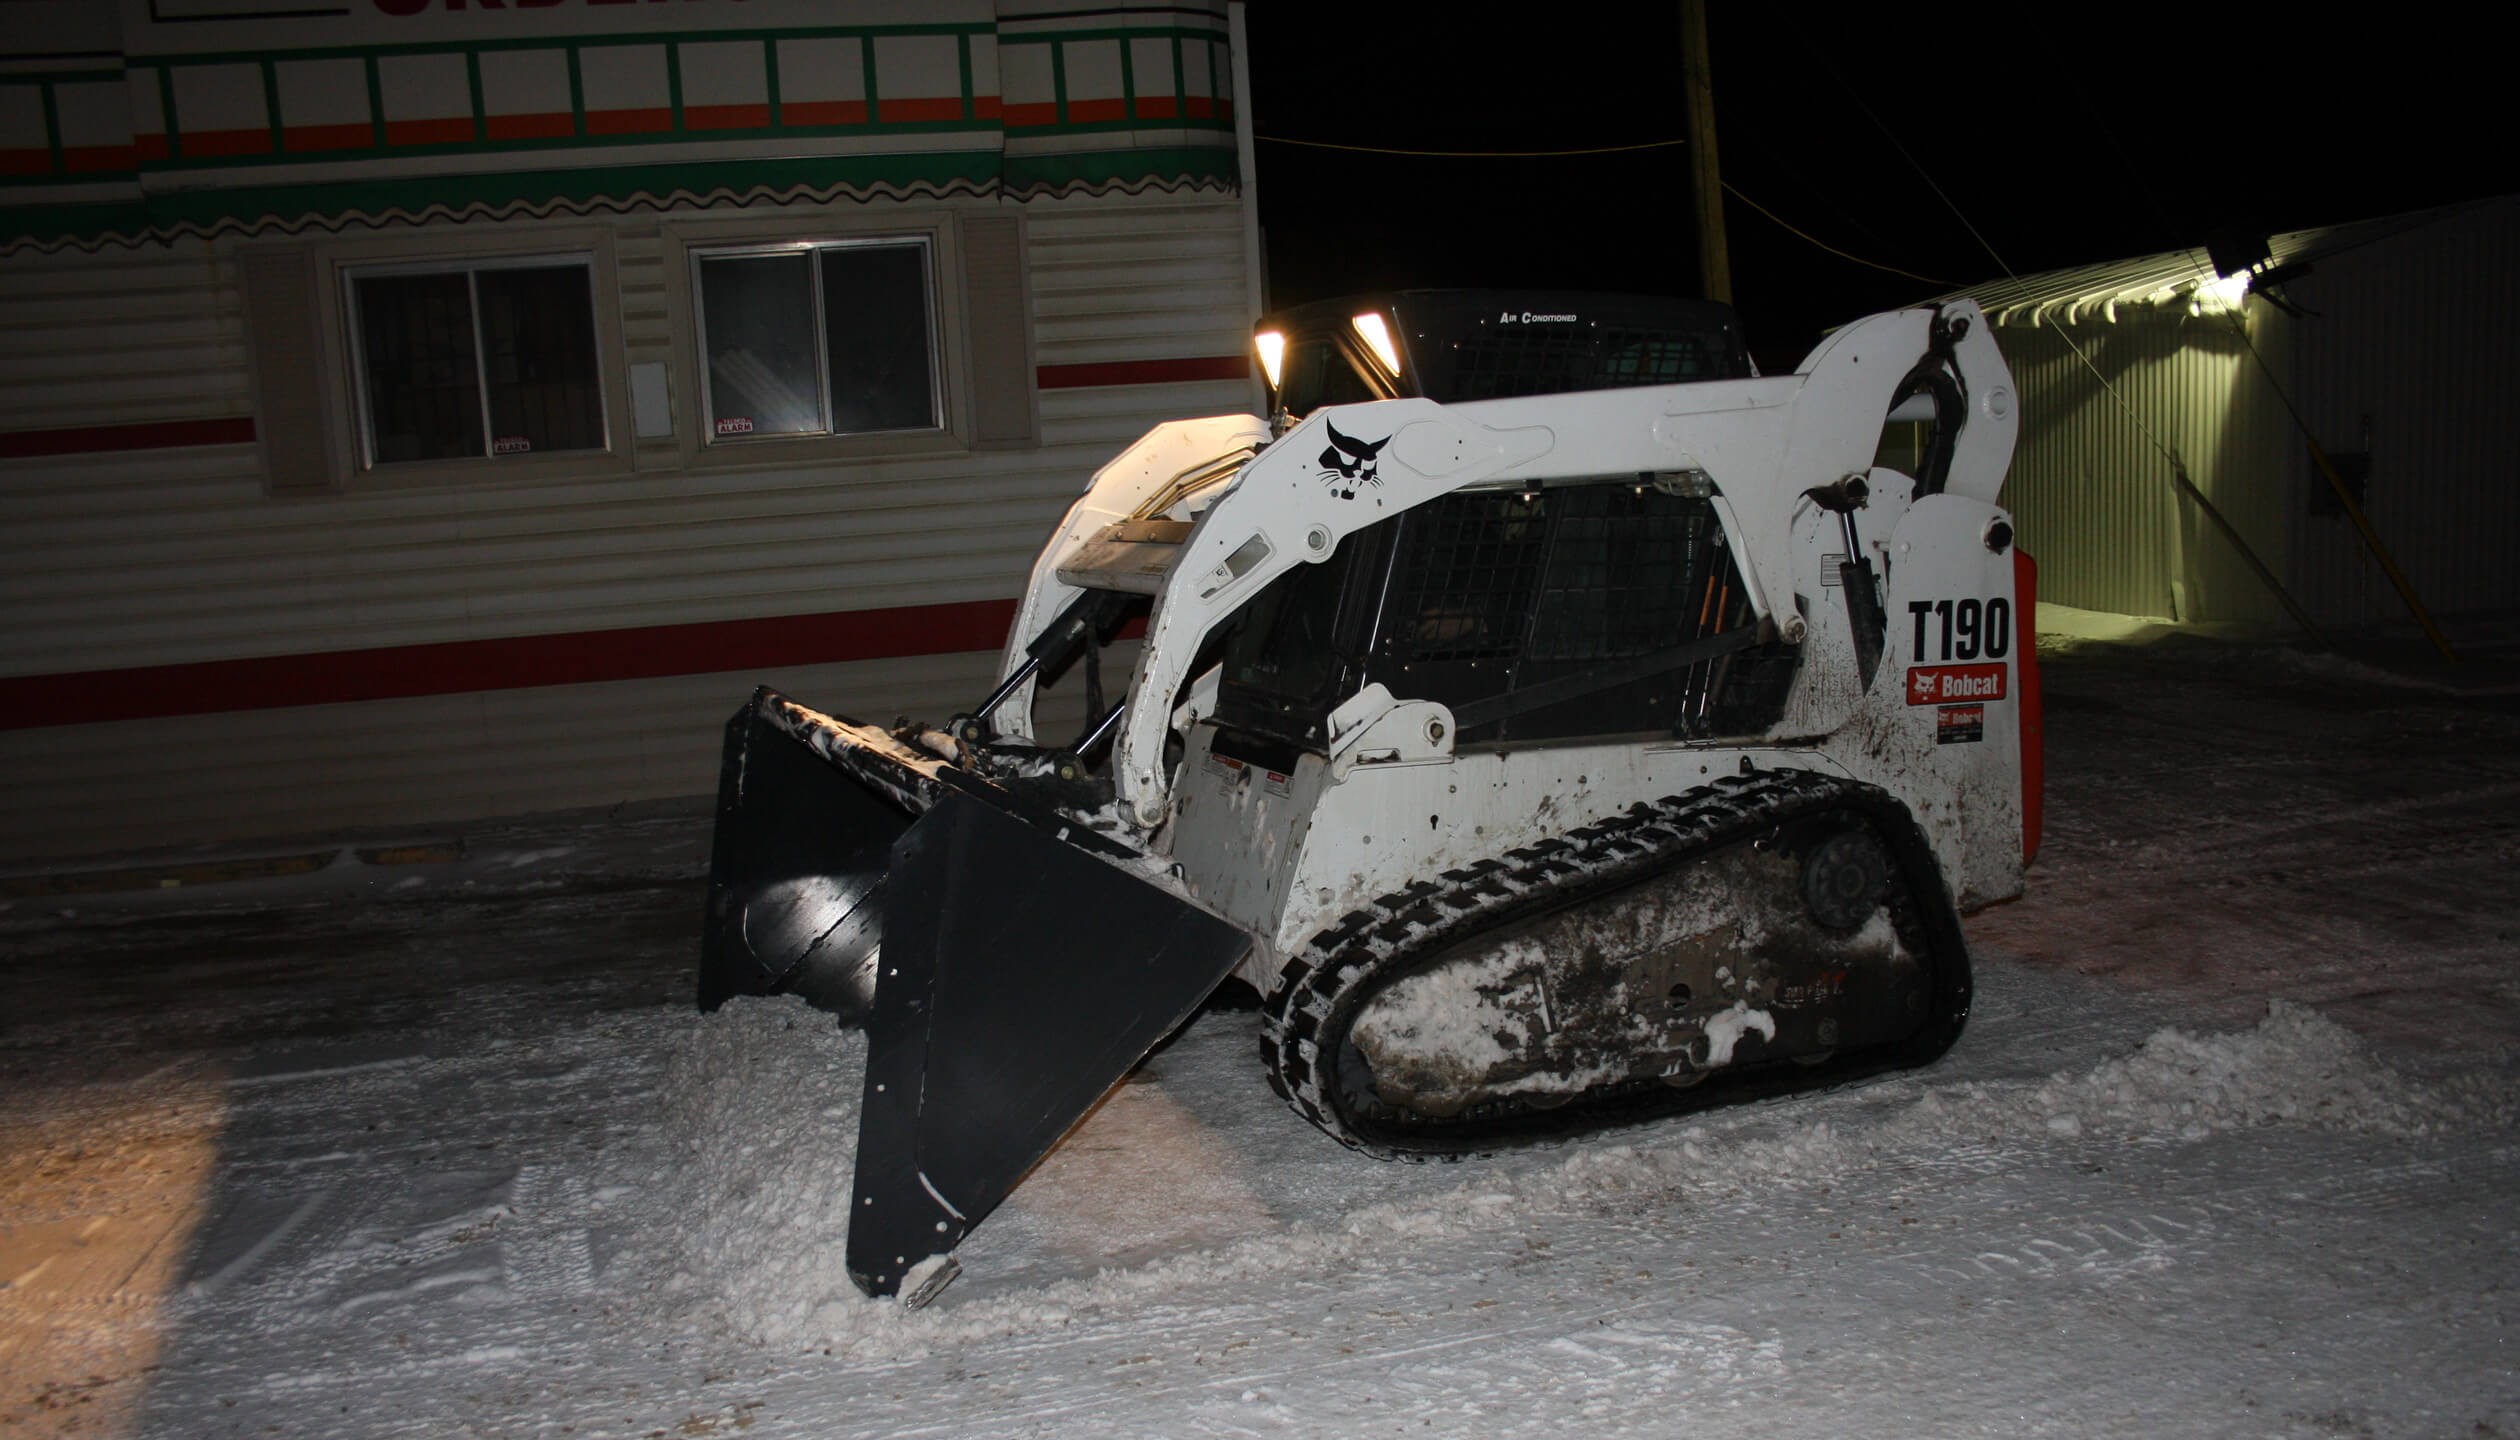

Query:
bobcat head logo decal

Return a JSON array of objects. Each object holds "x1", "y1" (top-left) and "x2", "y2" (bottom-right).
[{"x1": 1317, "y1": 421, "x2": 1389, "y2": 500}]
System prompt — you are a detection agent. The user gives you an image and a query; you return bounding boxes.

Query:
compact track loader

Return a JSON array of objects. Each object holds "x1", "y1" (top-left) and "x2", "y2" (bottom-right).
[{"x1": 698, "y1": 293, "x2": 2041, "y2": 1305}]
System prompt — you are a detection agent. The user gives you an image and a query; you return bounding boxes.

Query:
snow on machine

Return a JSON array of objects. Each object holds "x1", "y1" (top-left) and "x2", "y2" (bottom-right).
[{"x1": 697, "y1": 291, "x2": 2041, "y2": 1304}]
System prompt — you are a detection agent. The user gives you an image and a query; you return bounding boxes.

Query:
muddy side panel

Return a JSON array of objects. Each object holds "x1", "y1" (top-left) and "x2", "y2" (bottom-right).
[
  {"x1": 697, "y1": 694, "x2": 908, "y2": 1019},
  {"x1": 846, "y1": 789, "x2": 1251, "y2": 1299}
]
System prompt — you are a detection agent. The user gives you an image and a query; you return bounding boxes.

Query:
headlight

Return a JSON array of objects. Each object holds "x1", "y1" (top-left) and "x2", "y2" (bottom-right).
[
  {"x1": 1254, "y1": 329, "x2": 1286, "y2": 389},
  {"x1": 1350, "y1": 311, "x2": 1401, "y2": 376}
]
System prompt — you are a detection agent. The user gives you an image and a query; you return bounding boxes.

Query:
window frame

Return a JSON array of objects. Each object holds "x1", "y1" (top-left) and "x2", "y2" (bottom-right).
[
  {"x1": 686, "y1": 233, "x2": 946, "y2": 448},
  {"x1": 656, "y1": 211, "x2": 1013, "y2": 473},
  {"x1": 340, "y1": 251, "x2": 613, "y2": 472},
  {"x1": 234, "y1": 224, "x2": 635, "y2": 495}
]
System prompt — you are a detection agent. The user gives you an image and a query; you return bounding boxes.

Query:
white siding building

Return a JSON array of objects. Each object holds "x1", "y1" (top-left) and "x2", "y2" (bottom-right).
[{"x1": 0, "y1": 0, "x2": 1263, "y2": 862}]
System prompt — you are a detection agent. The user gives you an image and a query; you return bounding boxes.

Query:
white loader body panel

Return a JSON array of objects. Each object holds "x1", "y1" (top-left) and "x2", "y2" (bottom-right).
[{"x1": 1000, "y1": 302, "x2": 2025, "y2": 994}]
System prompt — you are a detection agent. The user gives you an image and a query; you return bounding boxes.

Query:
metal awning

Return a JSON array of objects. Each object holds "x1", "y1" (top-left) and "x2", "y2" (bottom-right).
[{"x1": 1935, "y1": 201, "x2": 2486, "y2": 328}]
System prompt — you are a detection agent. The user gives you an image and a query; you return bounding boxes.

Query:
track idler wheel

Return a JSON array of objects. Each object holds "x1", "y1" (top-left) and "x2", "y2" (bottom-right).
[{"x1": 1800, "y1": 827, "x2": 1891, "y2": 932}]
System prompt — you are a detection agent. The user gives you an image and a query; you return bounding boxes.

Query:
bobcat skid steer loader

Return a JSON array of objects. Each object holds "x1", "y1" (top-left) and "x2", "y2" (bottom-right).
[{"x1": 697, "y1": 296, "x2": 2040, "y2": 1305}]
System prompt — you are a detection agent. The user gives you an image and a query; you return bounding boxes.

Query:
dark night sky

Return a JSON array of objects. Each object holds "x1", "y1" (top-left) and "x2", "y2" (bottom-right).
[{"x1": 1243, "y1": 4, "x2": 2517, "y2": 368}]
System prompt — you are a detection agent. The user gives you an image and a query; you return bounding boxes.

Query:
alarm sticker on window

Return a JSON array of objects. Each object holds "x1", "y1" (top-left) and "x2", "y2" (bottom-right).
[
  {"x1": 715, "y1": 417, "x2": 755, "y2": 436},
  {"x1": 492, "y1": 435, "x2": 531, "y2": 455}
]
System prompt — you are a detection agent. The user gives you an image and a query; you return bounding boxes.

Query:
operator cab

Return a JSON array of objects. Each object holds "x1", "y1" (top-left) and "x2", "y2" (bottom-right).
[
  {"x1": 1214, "y1": 293, "x2": 1786, "y2": 757},
  {"x1": 1253, "y1": 289, "x2": 1754, "y2": 423}
]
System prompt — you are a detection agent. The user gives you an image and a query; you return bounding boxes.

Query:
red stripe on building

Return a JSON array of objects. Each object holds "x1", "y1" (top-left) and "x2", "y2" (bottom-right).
[
  {"x1": 284, "y1": 122, "x2": 373, "y2": 153},
  {"x1": 385, "y1": 116, "x2": 474, "y2": 146},
  {"x1": 0, "y1": 354, "x2": 1236, "y2": 460},
  {"x1": 180, "y1": 128, "x2": 275, "y2": 157},
  {"x1": 779, "y1": 99, "x2": 866, "y2": 126},
  {"x1": 684, "y1": 103, "x2": 771, "y2": 131},
  {"x1": 485, "y1": 112, "x2": 574, "y2": 140},
  {"x1": 62, "y1": 144, "x2": 139, "y2": 173},
  {"x1": 1003, "y1": 101, "x2": 1058, "y2": 127},
  {"x1": 1134, "y1": 96, "x2": 1179, "y2": 120},
  {"x1": 972, "y1": 94, "x2": 1002, "y2": 120},
  {"x1": 1066, "y1": 98, "x2": 1125, "y2": 123},
  {"x1": 1036, "y1": 356, "x2": 1249, "y2": 389},
  {"x1": 585, "y1": 107, "x2": 672, "y2": 135},
  {"x1": 0, "y1": 148, "x2": 52, "y2": 174},
  {"x1": 135, "y1": 134, "x2": 170, "y2": 161},
  {"x1": 877, "y1": 97, "x2": 963, "y2": 123},
  {"x1": 0, "y1": 599, "x2": 1025, "y2": 731},
  {"x1": 0, "y1": 416, "x2": 256, "y2": 460}
]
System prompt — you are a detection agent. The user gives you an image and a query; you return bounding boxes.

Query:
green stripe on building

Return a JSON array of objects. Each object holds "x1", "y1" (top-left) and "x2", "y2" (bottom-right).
[{"x1": 1, "y1": 145, "x2": 1239, "y2": 249}]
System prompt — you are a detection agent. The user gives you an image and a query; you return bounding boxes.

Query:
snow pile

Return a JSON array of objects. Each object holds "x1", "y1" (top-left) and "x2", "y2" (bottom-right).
[
  {"x1": 2269, "y1": 645, "x2": 2447, "y2": 692},
  {"x1": 1596, "y1": 998, "x2": 2445, "y2": 1211},
  {"x1": 633, "y1": 996, "x2": 2449, "y2": 1362},
  {"x1": 1004, "y1": 1000, "x2": 2447, "y2": 1311},
  {"x1": 2010, "y1": 997, "x2": 2435, "y2": 1141},
  {"x1": 1647, "y1": 1000, "x2": 2437, "y2": 1194},
  {"x1": 651, "y1": 996, "x2": 882, "y2": 1349},
  {"x1": 643, "y1": 995, "x2": 1091, "y2": 1361}
]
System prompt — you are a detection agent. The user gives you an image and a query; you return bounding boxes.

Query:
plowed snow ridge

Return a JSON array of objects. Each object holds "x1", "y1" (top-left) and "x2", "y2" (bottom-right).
[{"x1": 648, "y1": 995, "x2": 2447, "y2": 1360}]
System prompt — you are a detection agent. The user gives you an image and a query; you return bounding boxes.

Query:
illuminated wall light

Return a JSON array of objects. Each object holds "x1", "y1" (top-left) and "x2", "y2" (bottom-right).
[
  {"x1": 1350, "y1": 311, "x2": 1402, "y2": 376},
  {"x1": 1254, "y1": 329, "x2": 1286, "y2": 389},
  {"x1": 2195, "y1": 271, "x2": 2252, "y2": 314}
]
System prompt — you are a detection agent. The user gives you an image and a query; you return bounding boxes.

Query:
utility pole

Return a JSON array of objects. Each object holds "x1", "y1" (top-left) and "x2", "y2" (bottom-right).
[{"x1": 1680, "y1": 0, "x2": 1732, "y2": 304}]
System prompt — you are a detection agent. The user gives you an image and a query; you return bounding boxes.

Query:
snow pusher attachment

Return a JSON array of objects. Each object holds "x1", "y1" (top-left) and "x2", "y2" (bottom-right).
[
  {"x1": 700, "y1": 689, "x2": 1248, "y2": 1301},
  {"x1": 849, "y1": 785, "x2": 1247, "y2": 1301},
  {"x1": 698, "y1": 691, "x2": 906, "y2": 1019},
  {"x1": 697, "y1": 295, "x2": 2036, "y2": 1301}
]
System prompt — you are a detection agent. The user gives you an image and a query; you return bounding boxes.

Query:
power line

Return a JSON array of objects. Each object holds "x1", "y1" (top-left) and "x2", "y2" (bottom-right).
[
  {"x1": 1255, "y1": 134, "x2": 1687, "y2": 158},
  {"x1": 1254, "y1": 134, "x2": 1951, "y2": 284},
  {"x1": 1798, "y1": 41, "x2": 2338, "y2": 648},
  {"x1": 1720, "y1": 182, "x2": 1952, "y2": 286}
]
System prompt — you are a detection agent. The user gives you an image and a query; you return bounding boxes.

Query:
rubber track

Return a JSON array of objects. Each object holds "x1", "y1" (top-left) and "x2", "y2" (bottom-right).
[{"x1": 1258, "y1": 768, "x2": 1970, "y2": 1160}]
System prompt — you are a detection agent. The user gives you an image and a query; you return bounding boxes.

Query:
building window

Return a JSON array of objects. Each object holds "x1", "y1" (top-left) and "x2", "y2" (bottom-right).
[
  {"x1": 345, "y1": 256, "x2": 605, "y2": 466},
  {"x1": 692, "y1": 238, "x2": 940, "y2": 442}
]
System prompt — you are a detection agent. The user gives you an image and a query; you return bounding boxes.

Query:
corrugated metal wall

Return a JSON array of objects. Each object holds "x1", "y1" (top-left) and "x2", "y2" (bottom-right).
[
  {"x1": 2284, "y1": 201, "x2": 2520, "y2": 628},
  {"x1": 0, "y1": 192, "x2": 1247, "y2": 862},
  {"x1": 1992, "y1": 306, "x2": 2291, "y2": 625}
]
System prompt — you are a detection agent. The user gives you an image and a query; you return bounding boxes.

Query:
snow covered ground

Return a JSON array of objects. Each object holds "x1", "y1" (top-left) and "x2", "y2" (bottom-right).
[{"x1": 4, "y1": 633, "x2": 2517, "y2": 1439}]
